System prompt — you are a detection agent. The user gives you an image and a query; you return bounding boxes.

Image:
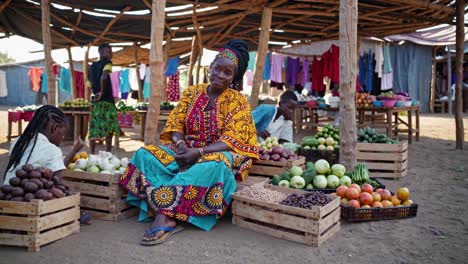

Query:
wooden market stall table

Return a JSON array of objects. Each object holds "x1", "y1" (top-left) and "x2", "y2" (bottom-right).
[
  {"x1": 7, "y1": 111, "x2": 34, "y2": 142},
  {"x1": 294, "y1": 105, "x2": 420, "y2": 144}
]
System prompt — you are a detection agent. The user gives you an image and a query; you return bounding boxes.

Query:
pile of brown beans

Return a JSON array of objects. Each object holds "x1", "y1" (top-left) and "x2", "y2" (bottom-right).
[
  {"x1": 280, "y1": 191, "x2": 331, "y2": 209},
  {"x1": 236, "y1": 183, "x2": 287, "y2": 203}
]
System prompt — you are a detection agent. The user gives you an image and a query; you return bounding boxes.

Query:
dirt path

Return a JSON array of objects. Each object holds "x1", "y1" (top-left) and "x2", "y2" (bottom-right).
[{"x1": 0, "y1": 108, "x2": 467, "y2": 263}]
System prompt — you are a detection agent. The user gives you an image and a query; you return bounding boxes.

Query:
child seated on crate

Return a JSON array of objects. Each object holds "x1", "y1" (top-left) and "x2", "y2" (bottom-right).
[
  {"x1": 3, "y1": 105, "x2": 84, "y2": 185},
  {"x1": 252, "y1": 90, "x2": 298, "y2": 144}
]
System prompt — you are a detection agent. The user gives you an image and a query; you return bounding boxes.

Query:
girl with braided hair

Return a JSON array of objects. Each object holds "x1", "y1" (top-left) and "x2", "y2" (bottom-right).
[
  {"x1": 3, "y1": 105, "x2": 84, "y2": 184},
  {"x1": 119, "y1": 40, "x2": 258, "y2": 245}
]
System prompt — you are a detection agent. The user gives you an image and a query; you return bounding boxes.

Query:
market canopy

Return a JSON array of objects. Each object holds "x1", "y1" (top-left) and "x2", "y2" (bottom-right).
[{"x1": 0, "y1": 0, "x2": 461, "y2": 57}]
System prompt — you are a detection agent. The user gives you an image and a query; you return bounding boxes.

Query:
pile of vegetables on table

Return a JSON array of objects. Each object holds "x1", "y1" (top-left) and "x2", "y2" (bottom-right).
[
  {"x1": 9, "y1": 105, "x2": 41, "y2": 112},
  {"x1": 337, "y1": 184, "x2": 413, "y2": 209},
  {"x1": 58, "y1": 98, "x2": 91, "y2": 109},
  {"x1": 258, "y1": 137, "x2": 303, "y2": 161},
  {"x1": 68, "y1": 151, "x2": 129, "y2": 175},
  {"x1": 116, "y1": 100, "x2": 136, "y2": 113},
  {"x1": 0, "y1": 165, "x2": 73, "y2": 202},
  {"x1": 236, "y1": 183, "x2": 333, "y2": 208},
  {"x1": 271, "y1": 159, "x2": 381, "y2": 190},
  {"x1": 357, "y1": 127, "x2": 397, "y2": 144},
  {"x1": 301, "y1": 124, "x2": 340, "y2": 151}
]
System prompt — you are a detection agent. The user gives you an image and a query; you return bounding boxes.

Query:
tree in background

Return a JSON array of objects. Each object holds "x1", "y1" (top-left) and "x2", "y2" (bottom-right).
[{"x1": 0, "y1": 51, "x2": 15, "y2": 64}]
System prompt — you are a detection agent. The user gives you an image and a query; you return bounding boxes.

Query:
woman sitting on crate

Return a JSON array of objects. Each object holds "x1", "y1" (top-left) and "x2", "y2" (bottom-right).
[
  {"x1": 119, "y1": 40, "x2": 259, "y2": 245},
  {"x1": 252, "y1": 90, "x2": 298, "y2": 144}
]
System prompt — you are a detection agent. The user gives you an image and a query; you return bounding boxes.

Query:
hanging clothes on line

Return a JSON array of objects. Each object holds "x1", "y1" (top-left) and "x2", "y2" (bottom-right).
[
  {"x1": 75, "y1": 71, "x2": 85, "y2": 98},
  {"x1": 143, "y1": 67, "x2": 151, "y2": 100},
  {"x1": 286, "y1": 57, "x2": 300, "y2": 85},
  {"x1": 248, "y1": 51, "x2": 256, "y2": 71},
  {"x1": 301, "y1": 58, "x2": 309, "y2": 86},
  {"x1": 119, "y1": 69, "x2": 130, "y2": 95},
  {"x1": 0, "y1": 71, "x2": 7, "y2": 98},
  {"x1": 165, "y1": 57, "x2": 180, "y2": 76},
  {"x1": 270, "y1": 54, "x2": 284, "y2": 83},
  {"x1": 374, "y1": 42, "x2": 384, "y2": 78},
  {"x1": 41, "y1": 73, "x2": 48, "y2": 93},
  {"x1": 381, "y1": 44, "x2": 393, "y2": 91},
  {"x1": 59, "y1": 67, "x2": 71, "y2": 94},
  {"x1": 167, "y1": 71, "x2": 180, "y2": 102},
  {"x1": 263, "y1": 52, "x2": 271, "y2": 80},
  {"x1": 29, "y1": 67, "x2": 43, "y2": 92},
  {"x1": 311, "y1": 56, "x2": 324, "y2": 92}
]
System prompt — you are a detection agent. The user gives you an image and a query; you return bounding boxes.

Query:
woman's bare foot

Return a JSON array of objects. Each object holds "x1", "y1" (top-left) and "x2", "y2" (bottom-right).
[{"x1": 142, "y1": 213, "x2": 177, "y2": 242}]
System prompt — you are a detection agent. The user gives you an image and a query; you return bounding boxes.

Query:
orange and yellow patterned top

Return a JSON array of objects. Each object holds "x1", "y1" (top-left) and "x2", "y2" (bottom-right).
[{"x1": 160, "y1": 83, "x2": 259, "y2": 161}]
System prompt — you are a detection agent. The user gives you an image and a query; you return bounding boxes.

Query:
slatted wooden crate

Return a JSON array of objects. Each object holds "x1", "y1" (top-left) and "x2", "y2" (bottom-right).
[
  {"x1": 0, "y1": 193, "x2": 80, "y2": 252},
  {"x1": 356, "y1": 141, "x2": 408, "y2": 179},
  {"x1": 232, "y1": 185, "x2": 340, "y2": 246},
  {"x1": 63, "y1": 170, "x2": 138, "y2": 221},
  {"x1": 249, "y1": 157, "x2": 306, "y2": 178}
]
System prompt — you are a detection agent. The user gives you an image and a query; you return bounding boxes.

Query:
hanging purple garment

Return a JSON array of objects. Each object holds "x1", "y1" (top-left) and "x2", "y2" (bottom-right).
[
  {"x1": 301, "y1": 58, "x2": 309, "y2": 86},
  {"x1": 270, "y1": 54, "x2": 284, "y2": 83},
  {"x1": 286, "y1": 57, "x2": 300, "y2": 85}
]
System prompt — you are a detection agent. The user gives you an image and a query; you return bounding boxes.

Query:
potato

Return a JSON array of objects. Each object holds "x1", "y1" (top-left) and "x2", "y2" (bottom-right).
[
  {"x1": 22, "y1": 164, "x2": 34, "y2": 172},
  {"x1": 42, "y1": 169, "x2": 54, "y2": 180},
  {"x1": 50, "y1": 188, "x2": 65, "y2": 198},
  {"x1": 40, "y1": 178, "x2": 49, "y2": 186},
  {"x1": 52, "y1": 176, "x2": 63, "y2": 186},
  {"x1": 30, "y1": 179, "x2": 44, "y2": 189},
  {"x1": 1, "y1": 184, "x2": 13, "y2": 194},
  {"x1": 28, "y1": 170, "x2": 41, "y2": 179},
  {"x1": 0, "y1": 191, "x2": 5, "y2": 200},
  {"x1": 45, "y1": 181, "x2": 54, "y2": 189},
  {"x1": 8, "y1": 177, "x2": 21, "y2": 187},
  {"x1": 11, "y1": 187, "x2": 25, "y2": 197},
  {"x1": 35, "y1": 189, "x2": 48, "y2": 200},
  {"x1": 45, "y1": 192, "x2": 54, "y2": 200},
  {"x1": 56, "y1": 185, "x2": 66, "y2": 192},
  {"x1": 24, "y1": 182, "x2": 39, "y2": 193},
  {"x1": 4, "y1": 194, "x2": 13, "y2": 200},
  {"x1": 20, "y1": 179, "x2": 30, "y2": 187},
  {"x1": 24, "y1": 193, "x2": 35, "y2": 202},
  {"x1": 11, "y1": 197, "x2": 25, "y2": 202},
  {"x1": 15, "y1": 169, "x2": 28, "y2": 179}
]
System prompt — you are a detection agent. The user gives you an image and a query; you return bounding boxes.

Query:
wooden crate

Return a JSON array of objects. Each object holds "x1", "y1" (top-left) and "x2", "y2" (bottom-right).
[
  {"x1": 63, "y1": 170, "x2": 138, "y2": 221},
  {"x1": 356, "y1": 141, "x2": 408, "y2": 179},
  {"x1": 232, "y1": 185, "x2": 340, "y2": 246},
  {"x1": 249, "y1": 157, "x2": 306, "y2": 178},
  {"x1": 236, "y1": 176, "x2": 270, "y2": 191},
  {"x1": 0, "y1": 193, "x2": 80, "y2": 252}
]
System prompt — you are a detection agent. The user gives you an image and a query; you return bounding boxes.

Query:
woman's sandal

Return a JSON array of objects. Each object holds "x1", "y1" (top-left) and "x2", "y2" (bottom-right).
[{"x1": 140, "y1": 225, "x2": 184, "y2": 246}]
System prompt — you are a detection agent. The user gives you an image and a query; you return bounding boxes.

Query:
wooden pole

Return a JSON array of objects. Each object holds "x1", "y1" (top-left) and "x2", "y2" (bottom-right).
[
  {"x1": 83, "y1": 45, "x2": 90, "y2": 100},
  {"x1": 250, "y1": 7, "x2": 272, "y2": 109},
  {"x1": 144, "y1": 0, "x2": 166, "y2": 145},
  {"x1": 41, "y1": 0, "x2": 56, "y2": 105},
  {"x1": 447, "y1": 47, "x2": 452, "y2": 115},
  {"x1": 195, "y1": 51, "x2": 202, "y2": 85},
  {"x1": 339, "y1": 0, "x2": 358, "y2": 170},
  {"x1": 67, "y1": 46, "x2": 77, "y2": 99},
  {"x1": 187, "y1": 36, "x2": 198, "y2": 87},
  {"x1": 430, "y1": 47, "x2": 436, "y2": 113},
  {"x1": 134, "y1": 44, "x2": 143, "y2": 102},
  {"x1": 162, "y1": 36, "x2": 172, "y2": 102},
  {"x1": 455, "y1": 0, "x2": 465, "y2": 150}
]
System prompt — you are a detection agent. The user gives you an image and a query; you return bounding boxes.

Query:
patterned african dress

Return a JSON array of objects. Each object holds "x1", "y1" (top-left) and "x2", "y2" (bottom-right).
[{"x1": 120, "y1": 84, "x2": 259, "y2": 231}]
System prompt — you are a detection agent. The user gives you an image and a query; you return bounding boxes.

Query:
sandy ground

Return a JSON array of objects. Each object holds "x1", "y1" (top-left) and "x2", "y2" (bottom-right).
[{"x1": 0, "y1": 107, "x2": 468, "y2": 264}]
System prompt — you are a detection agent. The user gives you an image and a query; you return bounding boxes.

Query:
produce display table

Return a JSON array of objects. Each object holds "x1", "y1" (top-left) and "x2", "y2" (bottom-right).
[
  {"x1": 7, "y1": 111, "x2": 35, "y2": 142},
  {"x1": 294, "y1": 105, "x2": 420, "y2": 144},
  {"x1": 135, "y1": 110, "x2": 170, "y2": 140},
  {"x1": 62, "y1": 110, "x2": 89, "y2": 142}
]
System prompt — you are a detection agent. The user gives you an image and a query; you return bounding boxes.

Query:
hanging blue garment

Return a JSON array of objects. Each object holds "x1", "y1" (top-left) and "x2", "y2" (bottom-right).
[
  {"x1": 59, "y1": 68, "x2": 71, "y2": 94},
  {"x1": 359, "y1": 55, "x2": 366, "y2": 89},
  {"x1": 248, "y1": 51, "x2": 256, "y2": 71},
  {"x1": 41, "y1": 73, "x2": 48, "y2": 93},
  {"x1": 119, "y1": 69, "x2": 130, "y2": 93},
  {"x1": 263, "y1": 52, "x2": 271, "y2": 80},
  {"x1": 382, "y1": 44, "x2": 393, "y2": 74},
  {"x1": 165, "y1": 57, "x2": 180, "y2": 76},
  {"x1": 366, "y1": 52, "x2": 374, "y2": 93}
]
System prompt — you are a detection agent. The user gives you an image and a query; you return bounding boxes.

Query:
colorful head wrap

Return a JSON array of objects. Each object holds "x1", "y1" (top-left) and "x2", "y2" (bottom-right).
[{"x1": 213, "y1": 39, "x2": 249, "y2": 91}]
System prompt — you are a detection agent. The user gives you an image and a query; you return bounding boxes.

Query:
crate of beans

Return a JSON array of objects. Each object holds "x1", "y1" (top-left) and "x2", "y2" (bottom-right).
[{"x1": 231, "y1": 183, "x2": 340, "y2": 246}]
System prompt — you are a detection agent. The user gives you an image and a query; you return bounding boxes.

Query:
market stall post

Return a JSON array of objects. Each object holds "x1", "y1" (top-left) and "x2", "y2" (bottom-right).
[
  {"x1": 250, "y1": 7, "x2": 272, "y2": 109},
  {"x1": 338, "y1": 0, "x2": 358, "y2": 170},
  {"x1": 447, "y1": 48, "x2": 452, "y2": 115},
  {"x1": 83, "y1": 45, "x2": 90, "y2": 100},
  {"x1": 430, "y1": 47, "x2": 436, "y2": 113},
  {"x1": 67, "y1": 46, "x2": 77, "y2": 99},
  {"x1": 134, "y1": 44, "x2": 143, "y2": 102},
  {"x1": 144, "y1": 0, "x2": 165, "y2": 145},
  {"x1": 454, "y1": 0, "x2": 465, "y2": 150},
  {"x1": 162, "y1": 36, "x2": 172, "y2": 101},
  {"x1": 41, "y1": 0, "x2": 56, "y2": 105},
  {"x1": 187, "y1": 36, "x2": 199, "y2": 87},
  {"x1": 193, "y1": 2, "x2": 204, "y2": 85}
]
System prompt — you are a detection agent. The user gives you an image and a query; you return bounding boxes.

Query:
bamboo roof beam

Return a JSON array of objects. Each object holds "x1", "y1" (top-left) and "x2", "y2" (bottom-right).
[
  {"x1": 12, "y1": 7, "x2": 79, "y2": 46},
  {"x1": 208, "y1": 13, "x2": 247, "y2": 47},
  {"x1": 273, "y1": 8, "x2": 337, "y2": 17},
  {"x1": 91, "y1": 5, "x2": 132, "y2": 45},
  {"x1": 70, "y1": 9, "x2": 82, "y2": 38},
  {"x1": 0, "y1": 0, "x2": 12, "y2": 13},
  {"x1": 274, "y1": 15, "x2": 313, "y2": 29}
]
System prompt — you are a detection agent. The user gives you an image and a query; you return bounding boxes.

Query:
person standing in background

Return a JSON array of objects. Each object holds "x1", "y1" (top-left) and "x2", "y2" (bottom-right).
[{"x1": 88, "y1": 44, "x2": 118, "y2": 154}]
